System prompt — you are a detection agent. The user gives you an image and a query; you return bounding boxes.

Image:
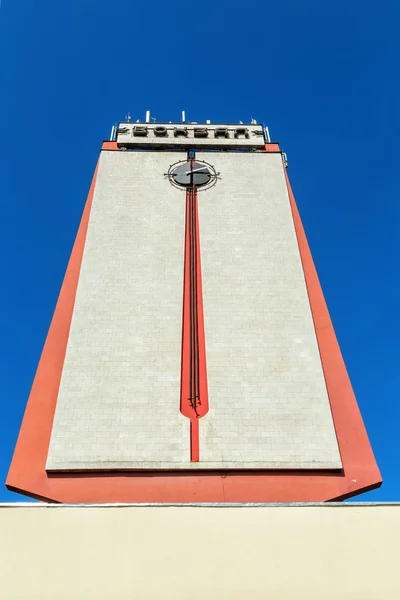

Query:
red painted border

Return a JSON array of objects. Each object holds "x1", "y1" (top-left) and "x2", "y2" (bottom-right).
[
  {"x1": 101, "y1": 141, "x2": 119, "y2": 151},
  {"x1": 6, "y1": 149, "x2": 381, "y2": 503},
  {"x1": 283, "y1": 168, "x2": 382, "y2": 500},
  {"x1": 262, "y1": 143, "x2": 281, "y2": 153},
  {"x1": 6, "y1": 158, "x2": 100, "y2": 502}
]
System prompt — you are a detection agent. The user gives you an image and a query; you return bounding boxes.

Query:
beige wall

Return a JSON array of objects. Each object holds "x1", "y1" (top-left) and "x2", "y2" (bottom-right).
[{"x1": 0, "y1": 504, "x2": 399, "y2": 600}]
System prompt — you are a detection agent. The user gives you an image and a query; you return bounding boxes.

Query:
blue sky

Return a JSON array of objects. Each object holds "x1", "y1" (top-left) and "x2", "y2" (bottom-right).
[{"x1": 1, "y1": 0, "x2": 399, "y2": 502}]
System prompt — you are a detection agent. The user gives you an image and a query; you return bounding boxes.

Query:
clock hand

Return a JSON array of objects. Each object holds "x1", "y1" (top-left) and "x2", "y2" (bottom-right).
[{"x1": 185, "y1": 167, "x2": 209, "y2": 175}]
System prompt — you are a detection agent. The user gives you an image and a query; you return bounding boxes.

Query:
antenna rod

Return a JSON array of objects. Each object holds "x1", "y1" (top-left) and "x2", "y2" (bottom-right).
[
  {"x1": 145, "y1": 110, "x2": 150, "y2": 123},
  {"x1": 182, "y1": 110, "x2": 186, "y2": 123}
]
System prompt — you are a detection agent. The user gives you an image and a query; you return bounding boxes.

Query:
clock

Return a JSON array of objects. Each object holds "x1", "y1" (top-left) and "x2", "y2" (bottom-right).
[{"x1": 167, "y1": 160, "x2": 217, "y2": 190}]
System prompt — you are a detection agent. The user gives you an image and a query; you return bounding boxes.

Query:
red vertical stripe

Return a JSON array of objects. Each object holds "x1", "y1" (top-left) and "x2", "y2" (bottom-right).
[{"x1": 180, "y1": 186, "x2": 208, "y2": 461}]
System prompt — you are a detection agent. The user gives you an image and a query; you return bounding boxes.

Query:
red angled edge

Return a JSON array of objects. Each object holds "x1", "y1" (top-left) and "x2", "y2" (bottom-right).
[{"x1": 6, "y1": 142, "x2": 382, "y2": 503}]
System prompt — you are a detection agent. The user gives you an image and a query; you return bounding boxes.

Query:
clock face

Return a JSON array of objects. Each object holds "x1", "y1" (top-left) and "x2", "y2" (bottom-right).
[{"x1": 169, "y1": 161, "x2": 215, "y2": 188}]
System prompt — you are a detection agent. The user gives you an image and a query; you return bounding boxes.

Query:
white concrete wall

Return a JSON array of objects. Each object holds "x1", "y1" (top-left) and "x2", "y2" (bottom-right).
[
  {"x1": 197, "y1": 152, "x2": 341, "y2": 468},
  {"x1": 47, "y1": 151, "x2": 189, "y2": 470},
  {"x1": 47, "y1": 148, "x2": 340, "y2": 471},
  {"x1": 0, "y1": 504, "x2": 399, "y2": 600}
]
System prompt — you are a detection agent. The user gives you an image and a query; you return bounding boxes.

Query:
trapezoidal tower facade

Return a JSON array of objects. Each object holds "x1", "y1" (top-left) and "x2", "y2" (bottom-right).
[{"x1": 7, "y1": 119, "x2": 381, "y2": 502}]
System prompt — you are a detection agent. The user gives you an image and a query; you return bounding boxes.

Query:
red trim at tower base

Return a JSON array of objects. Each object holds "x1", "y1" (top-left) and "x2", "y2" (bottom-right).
[{"x1": 6, "y1": 149, "x2": 381, "y2": 503}]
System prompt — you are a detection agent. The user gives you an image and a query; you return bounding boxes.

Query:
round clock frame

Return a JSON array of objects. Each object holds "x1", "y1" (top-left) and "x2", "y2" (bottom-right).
[{"x1": 167, "y1": 160, "x2": 217, "y2": 191}]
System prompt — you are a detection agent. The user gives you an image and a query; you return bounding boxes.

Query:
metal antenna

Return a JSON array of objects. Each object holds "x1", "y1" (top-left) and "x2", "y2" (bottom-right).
[
  {"x1": 145, "y1": 110, "x2": 151, "y2": 123},
  {"x1": 125, "y1": 113, "x2": 131, "y2": 122},
  {"x1": 182, "y1": 110, "x2": 186, "y2": 123}
]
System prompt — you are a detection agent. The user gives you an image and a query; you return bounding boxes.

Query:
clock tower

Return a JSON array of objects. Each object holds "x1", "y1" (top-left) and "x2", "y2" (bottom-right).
[{"x1": 7, "y1": 117, "x2": 381, "y2": 502}]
